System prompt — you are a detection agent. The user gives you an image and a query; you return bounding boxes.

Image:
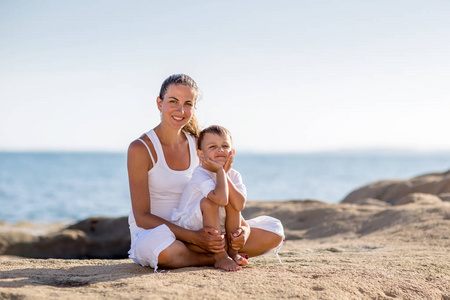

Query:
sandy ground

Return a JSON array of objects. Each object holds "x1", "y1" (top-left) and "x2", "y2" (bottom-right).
[
  {"x1": 0, "y1": 239, "x2": 448, "y2": 299},
  {"x1": 1, "y1": 199, "x2": 449, "y2": 299}
]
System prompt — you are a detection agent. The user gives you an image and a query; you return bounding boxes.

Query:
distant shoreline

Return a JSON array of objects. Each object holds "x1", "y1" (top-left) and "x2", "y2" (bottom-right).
[{"x1": 2, "y1": 148, "x2": 450, "y2": 155}]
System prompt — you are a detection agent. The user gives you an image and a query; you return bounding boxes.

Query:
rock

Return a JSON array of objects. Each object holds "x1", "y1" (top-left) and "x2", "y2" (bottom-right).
[
  {"x1": 342, "y1": 170, "x2": 450, "y2": 205},
  {"x1": 1, "y1": 217, "x2": 130, "y2": 259},
  {"x1": 4, "y1": 229, "x2": 88, "y2": 259},
  {"x1": 392, "y1": 193, "x2": 442, "y2": 206},
  {"x1": 0, "y1": 231, "x2": 37, "y2": 256},
  {"x1": 66, "y1": 217, "x2": 131, "y2": 259},
  {"x1": 340, "y1": 181, "x2": 403, "y2": 204},
  {"x1": 244, "y1": 200, "x2": 381, "y2": 239},
  {"x1": 349, "y1": 198, "x2": 389, "y2": 207},
  {"x1": 438, "y1": 193, "x2": 450, "y2": 202}
]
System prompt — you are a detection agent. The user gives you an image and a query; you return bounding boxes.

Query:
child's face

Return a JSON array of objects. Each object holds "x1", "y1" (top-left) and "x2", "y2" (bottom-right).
[{"x1": 198, "y1": 133, "x2": 234, "y2": 166}]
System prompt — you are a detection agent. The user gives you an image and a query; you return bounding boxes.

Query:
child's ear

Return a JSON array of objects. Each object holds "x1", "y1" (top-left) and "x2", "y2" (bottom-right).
[{"x1": 197, "y1": 149, "x2": 204, "y2": 160}]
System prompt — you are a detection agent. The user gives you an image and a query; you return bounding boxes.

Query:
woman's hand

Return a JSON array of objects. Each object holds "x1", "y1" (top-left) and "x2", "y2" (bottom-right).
[
  {"x1": 194, "y1": 227, "x2": 226, "y2": 253},
  {"x1": 229, "y1": 225, "x2": 250, "y2": 251}
]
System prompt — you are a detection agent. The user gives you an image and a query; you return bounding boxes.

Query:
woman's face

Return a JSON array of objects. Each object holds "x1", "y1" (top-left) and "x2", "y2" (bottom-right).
[{"x1": 157, "y1": 84, "x2": 196, "y2": 129}]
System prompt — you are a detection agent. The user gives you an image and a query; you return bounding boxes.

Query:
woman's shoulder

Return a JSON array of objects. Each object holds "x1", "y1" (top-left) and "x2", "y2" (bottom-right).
[
  {"x1": 128, "y1": 134, "x2": 157, "y2": 165},
  {"x1": 129, "y1": 134, "x2": 151, "y2": 151}
]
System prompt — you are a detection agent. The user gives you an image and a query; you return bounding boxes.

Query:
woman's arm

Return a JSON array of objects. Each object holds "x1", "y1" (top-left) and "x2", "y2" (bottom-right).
[
  {"x1": 128, "y1": 140, "x2": 154, "y2": 228},
  {"x1": 128, "y1": 140, "x2": 224, "y2": 252}
]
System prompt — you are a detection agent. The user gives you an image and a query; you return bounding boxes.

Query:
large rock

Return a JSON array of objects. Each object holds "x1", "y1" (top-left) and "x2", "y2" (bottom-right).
[
  {"x1": 393, "y1": 193, "x2": 442, "y2": 206},
  {"x1": 342, "y1": 170, "x2": 450, "y2": 205},
  {"x1": 242, "y1": 199, "x2": 450, "y2": 242},
  {"x1": 0, "y1": 217, "x2": 130, "y2": 259}
]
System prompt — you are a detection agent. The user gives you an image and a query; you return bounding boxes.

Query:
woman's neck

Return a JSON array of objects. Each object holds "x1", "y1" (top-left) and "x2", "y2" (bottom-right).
[{"x1": 154, "y1": 123, "x2": 185, "y2": 147}]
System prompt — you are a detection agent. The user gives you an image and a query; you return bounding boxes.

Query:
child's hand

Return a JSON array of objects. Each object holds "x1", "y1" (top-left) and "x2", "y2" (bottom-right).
[
  {"x1": 202, "y1": 158, "x2": 223, "y2": 173},
  {"x1": 229, "y1": 227, "x2": 247, "y2": 251},
  {"x1": 224, "y1": 152, "x2": 234, "y2": 173}
]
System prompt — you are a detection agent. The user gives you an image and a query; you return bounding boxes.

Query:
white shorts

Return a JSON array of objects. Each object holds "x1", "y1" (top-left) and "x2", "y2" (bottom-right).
[
  {"x1": 173, "y1": 200, "x2": 227, "y2": 233},
  {"x1": 129, "y1": 215, "x2": 285, "y2": 271},
  {"x1": 128, "y1": 223, "x2": 175, "y2": 271}
]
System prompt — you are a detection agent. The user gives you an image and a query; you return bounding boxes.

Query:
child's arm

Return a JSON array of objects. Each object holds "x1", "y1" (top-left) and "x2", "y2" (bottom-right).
[
  {"x1": 202, "y1": 159, "x2": 229, "y2": 206},
  {"x1": 227, "y1": 177, "x2": 246, "y2": 212},
  {"x1": 230, "y1": 217, "x2": 251, "y2": 251},
  {"x1": 224, "y1": 153, "x2": 246, "y2": 212}
]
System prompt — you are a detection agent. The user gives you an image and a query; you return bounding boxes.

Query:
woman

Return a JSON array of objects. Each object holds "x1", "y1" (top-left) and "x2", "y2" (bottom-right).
[{"x1": 127, "y1": 74, "x2": 284, "y2": 271}]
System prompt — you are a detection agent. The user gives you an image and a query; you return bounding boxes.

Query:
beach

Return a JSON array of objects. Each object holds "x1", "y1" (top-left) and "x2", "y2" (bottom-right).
[{"x1": 1, "y1": 171, "x2": 450, "y2": 299}]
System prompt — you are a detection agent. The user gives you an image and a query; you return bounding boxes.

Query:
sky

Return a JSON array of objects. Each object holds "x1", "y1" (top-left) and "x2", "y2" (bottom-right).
[{"x1": 1, "y1": 0, "x2": 449, "y2": 153}]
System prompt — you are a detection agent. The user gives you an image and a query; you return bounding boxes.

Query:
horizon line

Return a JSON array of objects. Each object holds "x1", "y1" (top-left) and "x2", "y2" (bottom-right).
[{"x1": 1, "y1": 147, "x2": 449, "y2": 155}]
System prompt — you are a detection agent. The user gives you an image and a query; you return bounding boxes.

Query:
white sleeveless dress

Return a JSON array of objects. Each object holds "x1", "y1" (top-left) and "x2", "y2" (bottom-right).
[{"x1": 128, "y1": 129, "x2": 285, "y2": 271}]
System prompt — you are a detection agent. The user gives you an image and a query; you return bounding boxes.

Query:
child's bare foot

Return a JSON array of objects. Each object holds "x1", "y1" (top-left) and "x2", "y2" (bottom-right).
[
  {"x1": 230, "y1": 252, "x2": 248, "y2": 266},
  {"x1": 214, "y1": 252, "x2": 241, "y2": 271}
]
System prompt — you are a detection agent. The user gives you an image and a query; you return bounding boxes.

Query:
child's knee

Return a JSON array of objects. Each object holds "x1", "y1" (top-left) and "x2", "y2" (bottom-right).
[
  {"x1": 200, "y1": 197, "x2": 219, "y2": 212},
  {"x1": 225, "y1": 203, "x2": 240, "y2": 214}
]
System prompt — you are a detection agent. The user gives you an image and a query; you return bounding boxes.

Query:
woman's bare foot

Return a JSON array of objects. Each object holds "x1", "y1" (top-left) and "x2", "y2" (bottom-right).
[
  {"x1": 214, "y1": 251, "x2": 241, "y2": 271},
  {"x1": 230, "y1": 251, "x2": 248, "y2": 266}
]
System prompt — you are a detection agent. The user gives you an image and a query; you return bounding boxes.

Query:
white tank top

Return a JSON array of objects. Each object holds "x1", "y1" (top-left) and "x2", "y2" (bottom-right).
[{"x1": 129, "y1": 130, "x2": 199, "y2": 230}]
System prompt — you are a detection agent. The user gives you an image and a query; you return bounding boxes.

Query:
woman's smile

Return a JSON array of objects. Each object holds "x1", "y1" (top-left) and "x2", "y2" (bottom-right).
[{"x1": 172, "y1": 115, "x2": 185, "y2": 122}]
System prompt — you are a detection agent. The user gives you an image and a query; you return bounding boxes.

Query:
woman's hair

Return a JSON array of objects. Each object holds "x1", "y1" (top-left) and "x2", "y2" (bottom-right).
[
  {"x1": 159, "y1": 74, "x2": 200, "y2": 137},
  {"x1": 197, "y1": 125, "x2": 233, "y2": 150}
]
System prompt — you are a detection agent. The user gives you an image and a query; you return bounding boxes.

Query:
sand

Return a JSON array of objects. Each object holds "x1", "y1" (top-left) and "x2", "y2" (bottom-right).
[{"x1": 1, "y1": 198, "x2": 449, "y2": 300}]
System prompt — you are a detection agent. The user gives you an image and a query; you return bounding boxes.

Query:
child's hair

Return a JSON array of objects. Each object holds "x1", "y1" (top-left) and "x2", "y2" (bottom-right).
[
  {"x1": 159, "y1": 74, "x2": 200, "y2": 137},
  {"x1": 197, "y1": 125, "x2": 233, "y2": 150}
]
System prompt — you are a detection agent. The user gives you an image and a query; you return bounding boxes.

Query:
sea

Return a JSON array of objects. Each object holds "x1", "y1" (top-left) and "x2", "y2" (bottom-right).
[{"x1": 1, "y1": 151, "x2": 449, "y2": 224}]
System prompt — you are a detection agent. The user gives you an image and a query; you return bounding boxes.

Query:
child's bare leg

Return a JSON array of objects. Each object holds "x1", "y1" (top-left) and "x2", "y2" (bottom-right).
[
  {"x1": 200, "y1": 198, "x2": 241, "y2": 271},
  {"x1": 225, "y1": 204, "x2": 248, "y2": 266}
]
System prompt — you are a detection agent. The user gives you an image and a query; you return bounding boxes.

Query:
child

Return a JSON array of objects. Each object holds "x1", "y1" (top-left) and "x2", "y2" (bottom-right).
[{"x1": 171, "y1": 125, "x2": 248, "y2": 271}]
